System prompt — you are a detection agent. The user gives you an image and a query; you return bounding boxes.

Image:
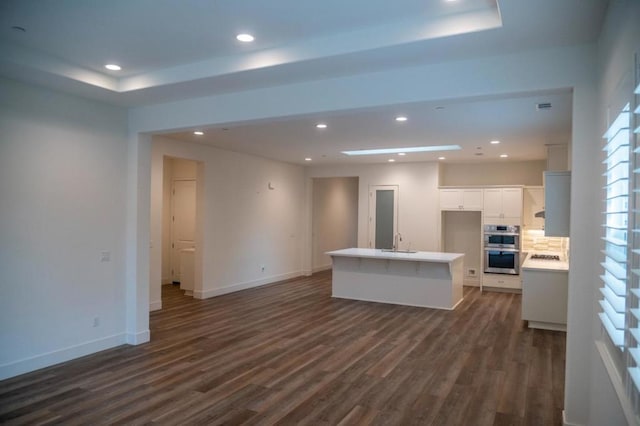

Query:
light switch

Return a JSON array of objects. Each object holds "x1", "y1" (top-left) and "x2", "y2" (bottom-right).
[{"x1": 100, "y1": 251, "x2": 111, "y2": 262}]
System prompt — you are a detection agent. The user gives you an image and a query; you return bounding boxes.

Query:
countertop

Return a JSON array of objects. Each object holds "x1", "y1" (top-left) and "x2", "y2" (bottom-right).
[
  {"x1": 521, "y1": 252, "x2": 569, "y2": 272},
  {"x1": 326, "y1": 248, "x2": 464, "y2": 263}
]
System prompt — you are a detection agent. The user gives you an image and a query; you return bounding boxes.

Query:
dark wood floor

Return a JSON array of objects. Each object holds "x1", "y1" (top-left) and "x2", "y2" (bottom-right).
[{"x1": 0, "y1": 271, "x2": 565, "y2": 425}]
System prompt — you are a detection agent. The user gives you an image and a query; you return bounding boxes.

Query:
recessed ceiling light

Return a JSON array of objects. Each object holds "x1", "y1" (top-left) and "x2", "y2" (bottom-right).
[
  {"x1": 304, "y1": 158, "x2": 312, "y2": 161},
  {"x1": 500, "y1": 154, "x2": 509, "y2": 158},
  {"x1": 388, "y1": 159, "x2": 396, "y2": 162},
  {"x1": 490, "y1": 140, "x2": 500, "y2": 144},
  {"x1": 236, "y1": 33, "x2": 254, "y2": 42},
  {"x1": 438, "y1": 156, "x2": 446, "y2": 160},
  {"x1": 316, "y1": 123, "x2": 327, "y2": 129},
  {"x1": 193, "y1": 131, "x2": 204, "y2": 136},
  {"x1": 105, "y1": 64, "x2": 121, "y2": 71},
  {"x1": 395, "y1": 116, "x2": 408, "y2": 122},
  {"x1": 398, "y1": 153, "x2": 406, "y2": 156},
  {"x1": 342, "y1": 145, "x2": 461, "y2": 156}
]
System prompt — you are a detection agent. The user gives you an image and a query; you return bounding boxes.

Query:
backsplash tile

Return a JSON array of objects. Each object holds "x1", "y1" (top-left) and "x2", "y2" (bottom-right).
[{"x1": 522, "y1": 229, "x2": 569, "y2": 254}]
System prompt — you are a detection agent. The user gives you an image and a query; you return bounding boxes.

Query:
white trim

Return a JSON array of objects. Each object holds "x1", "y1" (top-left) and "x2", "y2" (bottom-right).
[
  {"x1": 596, "y1": 340, "x2": 638, "y2": 426},
  {"x1": 312, "y1": 264, "x2": 332, "y2": 273},
  {"x1": 194, "y1": 271, "x2": 302, "y2": 299},
  {"x1": 563, "y1": 410, "x2": 582, "y2": 426},
  {"x1": 0, "y1": 333, "x2": 127, "y2": 381},
  {"x1": 126, "y1": 330, "x2": 150, "y2": 345},
  {"x1": 149, "y1": 300, "x2": 162, "y2": 311}
]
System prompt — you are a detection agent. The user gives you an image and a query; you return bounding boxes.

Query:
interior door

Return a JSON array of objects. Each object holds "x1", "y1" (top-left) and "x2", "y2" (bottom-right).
[
  {"x1": 368, "y1": 185, "x2": 398, "y2": 249},
  {"x1": 171, "y1": 179, "x2": 196, "y2": 282}
]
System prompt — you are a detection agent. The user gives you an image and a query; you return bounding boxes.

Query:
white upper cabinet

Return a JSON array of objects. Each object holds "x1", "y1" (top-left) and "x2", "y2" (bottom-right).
[
  {"x1": 544, "y1": 171, "x2": 571, "y2": 237},
  {"x1": 483, "y1": 187, "x2": 523, "y2": 225},
  {"x1": 523, "y1": 186, "x2": 545, "y2": 230},
  {"x1": 439, "y1": 188, "x2": 483, "y2": 211}
]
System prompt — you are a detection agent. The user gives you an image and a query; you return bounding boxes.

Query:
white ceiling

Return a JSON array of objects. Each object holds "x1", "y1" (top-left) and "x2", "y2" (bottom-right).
[{"x1": 0, "y1": 0, "x2": 607, "y2": 164}]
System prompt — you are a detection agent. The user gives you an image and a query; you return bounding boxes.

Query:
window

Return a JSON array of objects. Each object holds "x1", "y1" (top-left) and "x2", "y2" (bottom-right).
[
  {"x1": 627, "y1": 69, "x2": 640, "y2": 411},
  {"x1": 598, "y1": 56, "x2": 640, "y2": 423},
  {"x1": 600, "y1": 104, "x2": 631, "y2": 347}
]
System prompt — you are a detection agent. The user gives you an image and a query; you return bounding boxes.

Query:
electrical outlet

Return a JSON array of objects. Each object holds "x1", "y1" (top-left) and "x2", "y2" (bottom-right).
[
  {"x1": 100, "y1": 251, "x2": 111, "y2": 262},
  {"x1": 93, "y1": 317, "x2": 100, "y2": 327},
  {"x1": 467, "y1": 268, "x2": 476, "y2": 277},
  {"x1": 260, "y1": 265, "x2": 266, "y2": 272}
]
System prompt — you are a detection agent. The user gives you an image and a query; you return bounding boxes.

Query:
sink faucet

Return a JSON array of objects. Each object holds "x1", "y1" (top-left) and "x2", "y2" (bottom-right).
[{"x1": 394, "y1": 233, "x2": 402, "y2": 251}]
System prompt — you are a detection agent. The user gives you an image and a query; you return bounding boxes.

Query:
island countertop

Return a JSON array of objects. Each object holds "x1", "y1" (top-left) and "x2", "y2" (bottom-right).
[{"x1": 326, "y1": 248, "x2": 464, "y2": 263}]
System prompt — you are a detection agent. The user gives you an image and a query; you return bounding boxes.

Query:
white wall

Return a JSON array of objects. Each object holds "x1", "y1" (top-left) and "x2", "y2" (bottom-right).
[
  {"x1": 307, "y1": 162, "x2": 440, "y2": 252},
  {"x1": 0, "y1": 77, "x2": 128, "y2": 379},
  {"x1": 311, "y1": 177, "x2": 358, "y2": 271},
  {"x1": 440, "y1": 160, "x2": 546, "y2": 186},
  {"x1": 150, "y1": 136, "x2": 306, "y2": 303}
]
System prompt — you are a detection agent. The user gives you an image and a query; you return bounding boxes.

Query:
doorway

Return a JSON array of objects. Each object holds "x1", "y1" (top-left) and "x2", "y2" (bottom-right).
[
  {"x1": 162, "y1": 157, "x2": 198, "y2": 298},
  {"x1": 311, "y1": 177, "x2": 359, "y2": 272},
  {"x1": 368, "y1": 185, "x2": 398, "y2": 249}
]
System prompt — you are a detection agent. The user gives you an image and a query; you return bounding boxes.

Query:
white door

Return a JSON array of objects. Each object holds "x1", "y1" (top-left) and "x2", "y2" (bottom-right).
[
  {"x1": 171, "y1": 179, "x2": 196, "y2": 282},
  {"x1": 502, "y1": 188, "x2": 523, "y2": 218},
  {"x1": 483, "y1": 188, "x2": 503, "y2": 218},
  {"x1": 368, "y1": 185, "x2": 399, "y2": 249}
]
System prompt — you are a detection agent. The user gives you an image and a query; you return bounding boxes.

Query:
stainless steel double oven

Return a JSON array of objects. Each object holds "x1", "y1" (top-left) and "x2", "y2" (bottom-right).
[{"x1": 483, "y1": 225, "x2": 520, "y2": 275}]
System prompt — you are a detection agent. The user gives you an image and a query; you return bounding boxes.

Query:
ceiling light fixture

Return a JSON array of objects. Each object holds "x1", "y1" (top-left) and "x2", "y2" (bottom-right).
[
  {"x1": 304, "y1": 158, "x2": 312, "y2": 161},
  {"x1": 395, "y1": 116, "x2": 408, "y2": 122},
  {"x1": 342, "y1": 145, "x2": 461, "y2": 156},
  {"x1": 500, "y1": 154, "x2": 509, "y2": 158},
  {"x1": 490, "y1": 140, "x2": 500, "y2": 144},
  {"x1": 105, "y1": 64, "x2": 121, "y2": 71},
  {"x1": 316, "y1": 123, "x2": 327, "y2": 129},
  {"x1": 398, "y1": 153, "x2": 406, "y2": 156},
  {"x1": 438, "y1": 156, "x2": 446, "y2": 160},
  {"x1": 388, "y1": 159, "x2": 396, "y2": 162},
  {"x1": 236, "y1": 33, "x2": 255, "y2": 42},
  {"x1": 193, "y1": 131, "x2": 204, "y2": 136}
]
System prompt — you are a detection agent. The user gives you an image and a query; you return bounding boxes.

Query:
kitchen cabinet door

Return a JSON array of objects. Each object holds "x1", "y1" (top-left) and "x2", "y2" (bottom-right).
[
  {"x1": 439, "y1": 188, "x2": 483, "y2": 211},
  {"x1": 483, "y1": 188, "x2": 522, "y2": 225},
  {"x1": 544, "y1": 171, "x2": 570, "y2": 237}
]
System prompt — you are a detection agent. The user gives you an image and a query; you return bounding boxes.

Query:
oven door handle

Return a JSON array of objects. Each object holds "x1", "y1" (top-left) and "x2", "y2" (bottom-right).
[
  {"x1": 484, "y1": 248, "x2": 520, "y2": 253},
  {"x1": 484, "y1": 232, "x2": 520, "y2": 236}
]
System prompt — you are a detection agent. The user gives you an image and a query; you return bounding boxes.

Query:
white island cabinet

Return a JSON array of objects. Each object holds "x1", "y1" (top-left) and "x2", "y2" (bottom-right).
[
  {"x1": 521, "y1": 253, "x2": 569, "y2": 331},
  {"x1": 327, "y1": 248, "x2": 465, "y2": 310}
]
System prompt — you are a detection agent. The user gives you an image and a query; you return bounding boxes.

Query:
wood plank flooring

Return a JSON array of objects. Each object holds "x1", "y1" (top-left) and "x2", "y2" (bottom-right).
[{"x1": 0, "y1": 271, "x2": 565, "y2": 425}]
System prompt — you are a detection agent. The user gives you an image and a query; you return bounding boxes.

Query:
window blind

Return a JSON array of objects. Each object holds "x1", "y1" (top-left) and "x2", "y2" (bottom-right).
[
  {"x1": 627, "y1": 79, "x2": 640, "y2": 395},
  {"x1": 600, "y1": 103, "x2": 631, "y2": 348}
]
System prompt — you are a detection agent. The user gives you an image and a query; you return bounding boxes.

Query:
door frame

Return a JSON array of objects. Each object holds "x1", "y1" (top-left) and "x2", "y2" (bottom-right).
[
  {"x1": 367, "y1": 185, "x2": 399, "y2": 248},
  {"x1": 170, "y1": 178, "x2": 196, "y2": 282}
]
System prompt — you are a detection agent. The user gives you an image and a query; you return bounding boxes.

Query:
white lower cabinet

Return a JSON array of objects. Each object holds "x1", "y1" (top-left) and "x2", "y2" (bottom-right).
[
  {"x1": 482, "y1": 273, "x2": 521, "y2": 290},
  {"x1": 522, "y1": 269, "x2": 568, "y2": 331}
]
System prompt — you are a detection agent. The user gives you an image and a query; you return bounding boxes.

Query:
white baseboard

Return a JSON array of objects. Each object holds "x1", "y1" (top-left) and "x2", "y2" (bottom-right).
[
  {"x1": 0, "y1": 333, "x2": 127, "y2": 381},
  {"x1": 312, "y1": 264, "x2": 332, "y2": 273},
  {"x1": 563, "y1": 410, "x2": 582, "y2": 426},
  {"x1": 126, "y1": 330, "x2": 150, "y2": 345},
  {"x1": 194, "y1": 271, "x2": 302, "y2": 299},
  {"x1": 149, "y1": 300, "x2": 162, "y2": 311}
]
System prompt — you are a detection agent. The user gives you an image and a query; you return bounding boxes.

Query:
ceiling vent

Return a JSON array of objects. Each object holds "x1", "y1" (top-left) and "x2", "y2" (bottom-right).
[{"x1": 536, "y1": 102, "x2": 552, "y2": 110}]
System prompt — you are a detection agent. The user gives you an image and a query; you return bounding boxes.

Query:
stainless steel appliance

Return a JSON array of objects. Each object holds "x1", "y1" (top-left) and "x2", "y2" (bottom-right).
[
  {"x1": 483, "y1": 225, "x2": 520, "y2": 249},
  {"x1": 484, "y1": 225, "x2": 521, "y2": 275}
]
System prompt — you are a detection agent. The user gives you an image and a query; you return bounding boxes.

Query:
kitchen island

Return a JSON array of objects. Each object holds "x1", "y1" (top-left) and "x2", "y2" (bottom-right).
[{"x1": 326, "y1": 248, "x2": 465, "y2": 310}]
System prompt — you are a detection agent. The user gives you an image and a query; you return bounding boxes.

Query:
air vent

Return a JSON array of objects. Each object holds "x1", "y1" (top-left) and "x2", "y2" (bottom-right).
[{"x1": 536, "y1": 102, "x2": 552, "y2": 110}]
